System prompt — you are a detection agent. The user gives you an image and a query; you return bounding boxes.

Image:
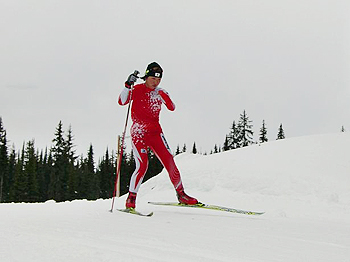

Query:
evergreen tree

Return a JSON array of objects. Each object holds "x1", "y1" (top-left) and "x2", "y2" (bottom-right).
[
  {"x1": 65, "y1": 125, "x2": 76, "y2": 162},
  {"x1": 126, "y1": 149, "x2": 135, "y2": 188},
  {"x1": 98, "y1": 148, "x2": 115, "y2": 199},
  {"x1": 341, "y1": 126, "x2": 345, "y2": 132},
  {"x1": 175, "y1": 145, "x2": 181, "y2": 155},
  {"x1": 36, "y1": 149, "x2": 48, "y2": 202},
  {"x1": 40, "y1": 149, "x2": 54, "y2": 201},
  {"x1": 213, "y1": 144, "x2": 219, "y2": 154},
  {"x1": 51, "y1": 121, "x2": 65, "y2": 160},
  {"x1": 119, "y1": 144, "x2": 131, "y2": 196},
  {"x1": 227, "y1": 121, "x2": 241, "y2": 149},
  {"x1": 24, "y1": 140, "x2": 39, "y2": 202},
  {"x1": 78, "y1": 154, "x2": 89, "y2": 199},
  {"x1": 277, "y1": 124, "x2": 285, "y2": 140},
  {"x1": 76, "y1": 155, "x2": 86, "y2": 199},
  {"x1": 222, "y1": 136, "x2": 230, "y2": 151},
  {"x1": 0, "y1": 117, "x2": 8, "y2": 202},
  {"x1": 66, "y1": 159, "x2": 77, "y2": 201},
  {"x1": 6, "y1": 148, "x2": 16, "y2": 202},
  {"x1": 182, "y1": 144, "x2": 187, "y2": 153},
  {"x1": 259, "y1": 120, "x2": 268, "y2": 143},
  {"x1": 10, "y1": 144, "x2": 28, "y2": 202},
  {"x1": 192, "y1": 142, "x2": 197, "y2": 154},
  {"x1": 238, "y1": 110, "x2": 254, "y2": 147},
  {"x1": 49, "y1": 121, "x2": 69, "y2": 201},
  {"x1": 65, "y1": 125, "x2": 78, "y2": 200},
  {"x1": 83, "y1": 144, "x2": 99, "y2": 200}
]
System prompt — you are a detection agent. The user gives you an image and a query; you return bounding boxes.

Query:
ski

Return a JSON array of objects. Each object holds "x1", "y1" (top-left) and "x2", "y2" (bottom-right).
[
  {"x1": 117, "y1": 208, "x2": 153, "y2": 217},
  {"x1": 148, "y1": 202, "x2": 264, "y2": 216}
]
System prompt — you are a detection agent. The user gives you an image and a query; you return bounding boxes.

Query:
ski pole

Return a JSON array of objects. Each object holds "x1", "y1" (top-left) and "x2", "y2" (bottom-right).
[{"x1": 110, "y1": 70, "x2": 139, "y2": 212}]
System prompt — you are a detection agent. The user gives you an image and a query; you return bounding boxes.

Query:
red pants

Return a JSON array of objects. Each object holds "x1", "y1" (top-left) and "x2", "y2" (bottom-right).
[{"x1": 129, "y1": 131, "x2": 183, "y2": 193}]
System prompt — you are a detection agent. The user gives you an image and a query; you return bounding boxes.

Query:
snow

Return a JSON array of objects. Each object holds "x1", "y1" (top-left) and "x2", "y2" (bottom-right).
[{"x1": 1, "y1": 133, "x2": 350, "y2": 261}]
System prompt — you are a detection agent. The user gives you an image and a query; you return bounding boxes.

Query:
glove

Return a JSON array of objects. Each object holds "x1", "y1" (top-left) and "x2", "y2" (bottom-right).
[{"x1": 125, "y1": 73, "x2": 138, "y2": 89}]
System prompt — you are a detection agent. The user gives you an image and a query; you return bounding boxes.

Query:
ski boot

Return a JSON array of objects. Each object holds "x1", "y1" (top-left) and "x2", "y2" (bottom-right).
[
  {"x1": 176, "y1": 189, "x2": 198, "y2": 205},
  {"x1": 125, "y1": 192, "x2": 137, "y2": 209}
]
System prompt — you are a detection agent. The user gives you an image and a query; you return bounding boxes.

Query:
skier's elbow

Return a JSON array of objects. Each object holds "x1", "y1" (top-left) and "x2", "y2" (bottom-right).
[
  {"x1": 118, "y1": 97, "x2": 129, "y2": 106},
  {"x1": 167, "y1": 103, "x2": 176, "y2": 111}
]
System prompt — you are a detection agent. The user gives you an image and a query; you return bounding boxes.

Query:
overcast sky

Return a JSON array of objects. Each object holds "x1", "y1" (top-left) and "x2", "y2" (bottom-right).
[{"x1": 1, "y1": 0, "x2": 349, "y2": 158}]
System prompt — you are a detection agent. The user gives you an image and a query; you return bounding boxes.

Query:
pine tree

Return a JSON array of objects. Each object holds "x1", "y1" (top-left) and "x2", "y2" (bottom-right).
[
  {"x1": 222, "y1": 136, "x2": 230, "y2": 151},
  {"x1": 40, "y1": 148, "x2": 54, "y2": 201},
  {"x1": 119, "y1": 143, "x2": 131, "y2": 196},
  {"x1": 10, "y1": 144, "x2": 28, "y2": 202},
  {"x1": 65, "y1": 125, "x2": 77, "y2": 163},
  {"x1": 49, "y1": 121, "x2": 69, "y2": 201},
  {"x1": 36, "y1": 149, "x2": 47, "y2": 202},
  {"x1": 85, "y1": 144, "x2": 99, "y2": 200},
  {"x1": 78, "y1": 151, "x2": 91, "y2": 200},
  {"x1": 98, "y1": 148, "x2": 115, "y2": 199},
  {"x1": 341, "y1": 126, "x2": 345, "y2": 132},
  {"x1": 6, "y1": 148, "x2": 16, "y2": 202},
  {"x1": 227, "y1": 121, "x2": 241, "y2": 149},
  {"x1": 182, "y1": 144, "x2": 187, "y2": 153},
  {"x1": 24, "y1": 140, "x2": 39, "y2": 202},
  {"x1": 0, "y1": 117, "x2": 8, "y2": 203},
  {"x1": 65, "y1": 125, "x2": 78, "y2": 200},
  {"x1": 259, "y1": 120, "x2": 268, "y2": 143},
  {"x1": 238, "y1": 110, "x2": 254, "y2": 147},
  {"x1": 51, "y1": 121, "x2": 65, "y2": 160},
  {"x1": 175, "y1": 145, "x2": 181, "y2": 155},
  {"x1": 277, "y1": 124, "x2": 285, "y2": 140},
  {"x1": 192, "y1": 142, "x2": 197, "y2": 154},
  {"x1": 76, "y1": 155, "x2": 86, "y2": 199}
]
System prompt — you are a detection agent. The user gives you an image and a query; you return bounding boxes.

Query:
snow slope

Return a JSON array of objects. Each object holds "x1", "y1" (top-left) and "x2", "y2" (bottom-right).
[{"x1": 1, "y1": 133, "x2": 350, "y2": 261}]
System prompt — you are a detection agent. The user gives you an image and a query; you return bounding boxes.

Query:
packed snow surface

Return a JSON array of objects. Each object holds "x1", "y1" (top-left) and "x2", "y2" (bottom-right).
[{"x1": 1, "y1": 133, "x2": 350, "y2": 261}]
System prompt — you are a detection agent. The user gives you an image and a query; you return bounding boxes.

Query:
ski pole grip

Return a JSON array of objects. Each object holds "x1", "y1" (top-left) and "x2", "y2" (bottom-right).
[{"x1": 133, "y1": 70, "x2": 140, "y2": 78}]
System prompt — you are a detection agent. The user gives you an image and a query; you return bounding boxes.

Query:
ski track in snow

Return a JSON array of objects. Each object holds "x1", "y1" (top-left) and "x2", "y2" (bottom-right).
[{"x1": 1, "y1": 133, "x2": 350, "y2": 262}]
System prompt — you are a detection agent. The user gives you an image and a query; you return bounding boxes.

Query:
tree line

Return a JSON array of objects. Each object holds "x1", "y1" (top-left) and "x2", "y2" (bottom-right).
[
  {"x1": 0, "y1": 118, "x2": 162, "y2": 203},
  {"x1": 2, "y1": 111, "x2": 343, "y2": 203},
  {"x1": 222, "y1": 110, "x2": 285, "y2": 151},
  {"x1": 176, "y1": 110, "x2": 287, "y2": 155}
]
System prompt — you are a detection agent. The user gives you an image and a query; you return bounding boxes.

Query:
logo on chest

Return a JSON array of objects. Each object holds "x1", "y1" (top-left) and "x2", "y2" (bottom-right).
[{"x1": 148, "y1": 91, "x2": 162, "y2": 113}]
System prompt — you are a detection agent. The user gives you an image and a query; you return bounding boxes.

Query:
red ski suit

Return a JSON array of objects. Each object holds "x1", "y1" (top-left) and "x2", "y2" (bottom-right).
[{"x1": 118, "y1": 83, "x2": 183, "y2": 193}]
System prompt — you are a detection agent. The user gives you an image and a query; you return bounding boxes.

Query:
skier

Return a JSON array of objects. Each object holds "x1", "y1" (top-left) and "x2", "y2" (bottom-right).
[{"x1": 118, "y1": 62, "x2": 198, "y2": 209}]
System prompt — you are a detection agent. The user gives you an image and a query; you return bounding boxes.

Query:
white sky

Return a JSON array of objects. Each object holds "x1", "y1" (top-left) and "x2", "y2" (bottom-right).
[{"x1": 1, "y1": 0, "x2": 349, "y2": 158}]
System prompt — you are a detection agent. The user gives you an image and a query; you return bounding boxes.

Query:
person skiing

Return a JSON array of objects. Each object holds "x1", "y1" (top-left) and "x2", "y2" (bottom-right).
[{"x1": 118, "y1": 62, "x2": 198, "y2": 209}]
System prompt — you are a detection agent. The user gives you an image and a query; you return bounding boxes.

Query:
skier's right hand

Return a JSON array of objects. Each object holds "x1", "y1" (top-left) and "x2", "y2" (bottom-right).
[{"x1": 125, "y1": 73, "x2": 138, "y2": 89}]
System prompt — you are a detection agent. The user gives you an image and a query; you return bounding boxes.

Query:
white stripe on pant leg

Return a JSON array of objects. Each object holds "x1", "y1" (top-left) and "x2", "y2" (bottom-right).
[
  {"x1": 129, "y1": 141, "x2": 142, "y2": 193},
  {"x1": 160, "y1": 133, "x2": 172, "y2": 154}
]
